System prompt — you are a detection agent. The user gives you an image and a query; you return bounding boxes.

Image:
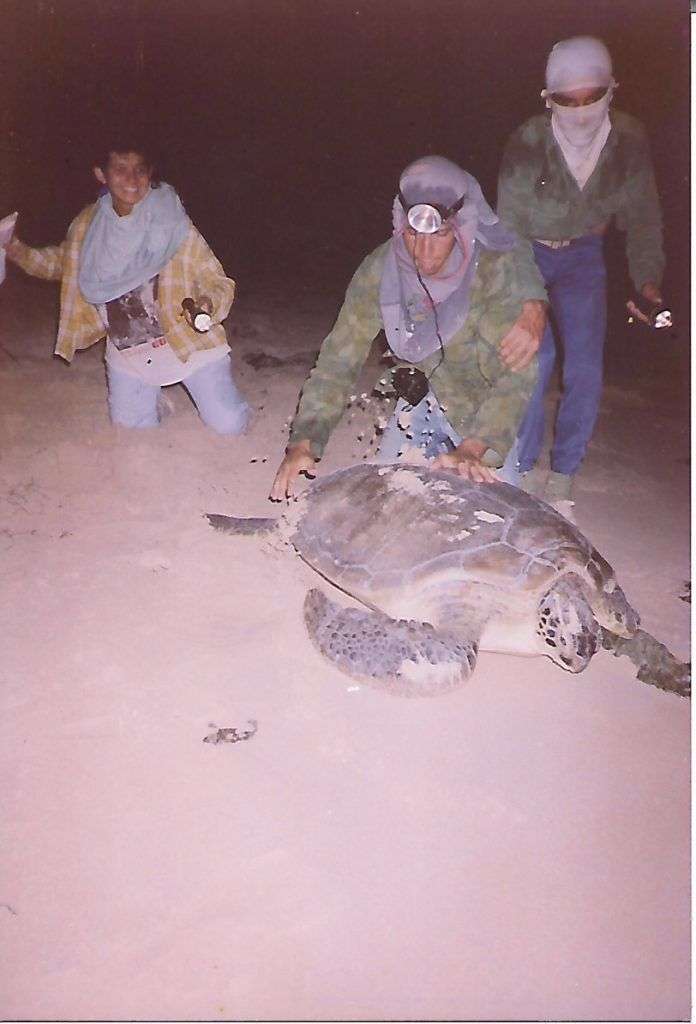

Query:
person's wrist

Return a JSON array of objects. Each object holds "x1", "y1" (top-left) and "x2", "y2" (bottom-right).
[
  {"x1": 288, "y1": 438, "x2": 318, "y2": 463},
  {"x1": 640, "y1": 281, "x2": 663, "y2": 304},
  {"x1": 456, "y1": 438, "x2": 487, "y2": 460},
  {"x1": 521, "y1": 299, "x2": 546, "y2": 325}
]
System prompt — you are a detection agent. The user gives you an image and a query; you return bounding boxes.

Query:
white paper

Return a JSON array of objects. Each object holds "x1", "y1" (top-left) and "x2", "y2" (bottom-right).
[
  {"x1": 0, "y1": 212, "x2": 17, "y2": 284},
  {"x1": 0, "y1": 211, "x2": 18, "y2": 247}
]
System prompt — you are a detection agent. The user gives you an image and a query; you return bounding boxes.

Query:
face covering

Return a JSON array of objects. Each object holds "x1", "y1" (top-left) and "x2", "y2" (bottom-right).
[
  {"x1": 542, "y1": 36, "x2": 616, "y2": 190},
  {"x1": 549, "y1": 93, "x2": 613, "y2": 189},
  {"x1": 550, "y1": 91, "x2": 612, "y2": 147}
]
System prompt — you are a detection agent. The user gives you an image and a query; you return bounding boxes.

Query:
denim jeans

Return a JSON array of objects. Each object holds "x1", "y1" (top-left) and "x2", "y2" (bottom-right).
[
  {"x1": 516, "y1": 235, "x2": 607, "y2": 476},
  {"x1": 377, "y1": 394, "x2": 459, "y2": 460},
  {"x1": 377, "y1": 392, "x2": 521, "y2": 485},
  {"x1": 106, "y1": 353, "x2": 250, "y2": 434}
]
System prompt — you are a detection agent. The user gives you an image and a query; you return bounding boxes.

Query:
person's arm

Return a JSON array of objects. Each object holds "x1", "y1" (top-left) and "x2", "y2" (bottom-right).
[
  {"x1": 430, "y1": 356, "x2": 536, "y2": 482},
  {"x1": 615, "y1": 126, "x2": 665, "y2": 295},
  {"x1": 432, "y1": 437, "x2": 499, "y2": 483},
  {"x1": 496, "y1": 129, "x2": 549, "y2": 371},
  {"x1": 269, "y1": 440, "x2": 317, "y2": 500},
  {"x1": 498, "y1": 298, "x2": 547, "y2": 372},
  {"x1": 429, "y1": 249, "x2": 538, "y2": 479},
  {"x1": 270, "y1": 247, "x2": 385, "y2": 500},
  {"x1": 7, "y1": 235, "x2": 66, "y2": 281},
  {"x1": 466, "y1": 358, "x2": 537, "y2": 461},
  {"x1": 183, "y1": 227, "x2": 236, "y2": 325}
]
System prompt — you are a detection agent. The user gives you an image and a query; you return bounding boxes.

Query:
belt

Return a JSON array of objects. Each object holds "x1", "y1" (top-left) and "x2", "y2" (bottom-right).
[
  {"x1": 535, "y1": 238, "x2": 574, "y2": 249},
  {"x1": 535, "y1": 224, "x2": 607, "y2": 249}
]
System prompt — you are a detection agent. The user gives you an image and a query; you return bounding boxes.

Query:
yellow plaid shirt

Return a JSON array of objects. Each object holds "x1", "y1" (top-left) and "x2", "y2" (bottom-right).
[{"x1": 11, "y1": 203, "x2": 236, "y2": 363}]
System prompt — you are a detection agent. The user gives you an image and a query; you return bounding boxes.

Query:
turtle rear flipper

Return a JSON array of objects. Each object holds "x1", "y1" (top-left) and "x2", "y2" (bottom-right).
[
  {"x1": 206, "y1": 513, "x2": 277, "y2": 536},
  {"x1": 601, "y1": 628, "x2": 691, "y2": 698},
  {"x1": 303, "y1": 588, "x2": 478, "y2": 697}
]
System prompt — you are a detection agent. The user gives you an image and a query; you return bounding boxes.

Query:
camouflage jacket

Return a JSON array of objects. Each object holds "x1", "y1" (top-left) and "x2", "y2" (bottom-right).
[
  {"x1": 289, "y1": 241, "x2": 542, "y2": 462},
  {"x1": 497, "y1": 109, "x2": 665, "y2": 291}
]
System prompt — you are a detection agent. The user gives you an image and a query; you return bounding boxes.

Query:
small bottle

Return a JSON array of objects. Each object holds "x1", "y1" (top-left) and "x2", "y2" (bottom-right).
[{"x1": 182, "y1": 297, "x2": 212, "y2": 333}]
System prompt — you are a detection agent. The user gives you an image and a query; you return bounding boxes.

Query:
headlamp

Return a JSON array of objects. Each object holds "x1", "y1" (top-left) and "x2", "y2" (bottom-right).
[{"x1": 398, "y1": 189, "x2": 466, "y2": 234}]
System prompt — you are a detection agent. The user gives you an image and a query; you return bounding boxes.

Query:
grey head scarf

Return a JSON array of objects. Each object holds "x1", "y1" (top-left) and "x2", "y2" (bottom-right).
[
  {"x1": 78, "y1": 182, "x2": 191, "y2": 305},
  {"x1": 379, "y1": 155, "x2": 517, "y2": 362}
]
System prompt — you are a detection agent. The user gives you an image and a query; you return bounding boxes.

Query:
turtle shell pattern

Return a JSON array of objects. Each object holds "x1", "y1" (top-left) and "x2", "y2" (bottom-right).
[{"x1": 289, "y1": 463, "x2": 635, "y2": 643}]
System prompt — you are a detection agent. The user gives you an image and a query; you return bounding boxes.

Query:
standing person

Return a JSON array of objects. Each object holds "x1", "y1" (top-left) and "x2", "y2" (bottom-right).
[
  {"x1": 270, "y1": 155, "x2": 547, "y2": 500},
  {"x1": 497, "y1": 36, "x2": 665, "y2": 516},
  {"x1": 6, "y1": 139, "x2": 250, "y2": 434}
]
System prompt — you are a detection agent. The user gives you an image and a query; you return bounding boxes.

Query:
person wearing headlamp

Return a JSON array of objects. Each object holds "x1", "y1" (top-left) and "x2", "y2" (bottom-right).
[
  {"x1": 270, "y1": 155, "x2": 548, "y2": 500},
  {"x1": 497, "y1": 36, "x2": 665, "y2": 515}
]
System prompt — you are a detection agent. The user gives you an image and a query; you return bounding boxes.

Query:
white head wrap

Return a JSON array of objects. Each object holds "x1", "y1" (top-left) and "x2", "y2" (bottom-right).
[
  {"x1": 542, "y1": 35, "x2": 615, "y2": 96},
  {"x1": 379, "y1": 156, "x2": 516, "y2": 362},
  {"x1": 540, "y1": 36, "x2": 617, "y2": 189}
]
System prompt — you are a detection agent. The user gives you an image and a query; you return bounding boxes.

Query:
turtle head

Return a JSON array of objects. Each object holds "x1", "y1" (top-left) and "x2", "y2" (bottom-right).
[{"x1": 536, "y1": 579, "x2": 601, "y2": 674}]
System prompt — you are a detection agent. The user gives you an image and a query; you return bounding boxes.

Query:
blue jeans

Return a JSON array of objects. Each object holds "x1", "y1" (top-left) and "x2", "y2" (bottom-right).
[
  {"x1": 516, "y1": 236, "x2": 607, "y2": 475},
  {"x1": 106, "y1": 354, "x2": 250, "y2": 434},
  {"x1": 377, "y1": 392, "x2": 521, "y2": 485}
]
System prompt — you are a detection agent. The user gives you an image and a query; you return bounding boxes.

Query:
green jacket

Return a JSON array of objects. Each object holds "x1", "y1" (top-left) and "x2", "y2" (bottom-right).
[
  {"x1": 497, "y1": 109, "x2": 665, "y2": 291},
  {"x1": 289, "y1": 240, "x2": 542, "y2": 463}
]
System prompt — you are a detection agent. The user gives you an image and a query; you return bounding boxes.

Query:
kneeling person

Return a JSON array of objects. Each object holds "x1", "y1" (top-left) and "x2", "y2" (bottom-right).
[
  {"x1": 7, "y1": 139, "x2": 249, "y2": 434},
  {"x1": 272, "y1": 155, "x2": 547, "y2": 499}
]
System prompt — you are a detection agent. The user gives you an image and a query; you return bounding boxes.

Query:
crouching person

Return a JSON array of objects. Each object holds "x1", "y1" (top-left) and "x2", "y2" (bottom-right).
[
  {"x1": 271, "y1": 155, "x2": 547, "y2": 500},
  {"x1": 7, "y1": 138, "x2": 249, "y2": 434}
]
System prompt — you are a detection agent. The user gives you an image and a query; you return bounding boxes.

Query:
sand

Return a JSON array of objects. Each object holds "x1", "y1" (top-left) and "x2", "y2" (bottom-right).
[{"x1": 0, "y1": 266, "x2": 690, "y2": 1021}]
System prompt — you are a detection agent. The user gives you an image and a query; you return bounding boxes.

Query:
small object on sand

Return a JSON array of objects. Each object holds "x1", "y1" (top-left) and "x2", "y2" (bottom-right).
[
  {"x1": 203, "y1": 719, "x2": 258, "y2": 744},
  {"x1": 679, "y1": 581, "x2": 690, "y2": 604}
]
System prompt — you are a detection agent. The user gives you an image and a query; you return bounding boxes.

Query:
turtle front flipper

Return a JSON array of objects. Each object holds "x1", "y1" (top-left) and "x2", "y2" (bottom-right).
[
  {"x1": 601, "y1": 628, "x2": 691, "y2": 698},
  {"x1": 303, "y1": 589, "x2": 478, "y2": 697}
]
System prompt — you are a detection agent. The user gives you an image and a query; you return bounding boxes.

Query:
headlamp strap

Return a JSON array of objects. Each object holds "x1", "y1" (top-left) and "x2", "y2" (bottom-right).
[{"x1": 398, "y1": 189, "x2": 466, "y2": 224}]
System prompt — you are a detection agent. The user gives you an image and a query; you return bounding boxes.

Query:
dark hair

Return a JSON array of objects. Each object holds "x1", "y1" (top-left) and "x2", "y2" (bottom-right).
[{"x1": 93, "y1": 135, "x2": 161, "y2": 184}]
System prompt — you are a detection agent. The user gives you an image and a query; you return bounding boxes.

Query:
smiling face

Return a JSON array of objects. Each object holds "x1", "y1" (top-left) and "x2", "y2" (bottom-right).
[
  {"x1": 402, "y1": 222, "x2": 456, "y2": 277},
  {"x1": 93, "y1": 150, "x2": 153, "y2": 216}
]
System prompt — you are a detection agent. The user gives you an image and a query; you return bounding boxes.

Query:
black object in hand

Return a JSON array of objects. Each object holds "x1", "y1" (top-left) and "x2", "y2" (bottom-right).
[
  {"x1": 392, "y1": 366, "x2": 429, "y2": 406},
  {"x1": 626, "y1": 295, "x2": 673, "y2": 331}
]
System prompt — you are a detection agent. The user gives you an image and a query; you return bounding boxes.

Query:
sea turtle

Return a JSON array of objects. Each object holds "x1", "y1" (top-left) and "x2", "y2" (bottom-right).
[{"x1": 207, "y1": 463, "x2": 689, "y2": 698}]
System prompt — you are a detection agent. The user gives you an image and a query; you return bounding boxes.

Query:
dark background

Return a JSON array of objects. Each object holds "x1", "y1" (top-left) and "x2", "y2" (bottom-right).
[{"x1": 2, "y1": 0, "x2": 690, "y2": 332}]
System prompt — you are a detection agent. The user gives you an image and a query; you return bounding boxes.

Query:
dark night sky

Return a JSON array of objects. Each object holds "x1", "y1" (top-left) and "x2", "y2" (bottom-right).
[{"x1": 3, "y1": 0, "x2": 690, "y2": 320}]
